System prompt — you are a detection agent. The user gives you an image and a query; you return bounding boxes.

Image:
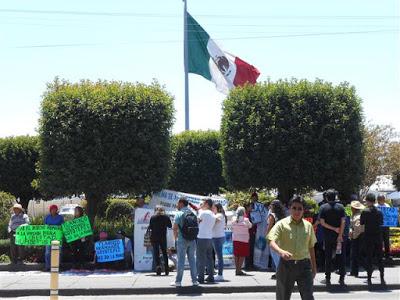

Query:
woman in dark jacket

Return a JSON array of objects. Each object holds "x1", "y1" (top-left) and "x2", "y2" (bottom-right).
[
  {"x1": 148, "y1": 205, "x2": 172, "y2": 275},
  {"x1": 71, "y1": 206, "x2": 88, "y2": 270}
]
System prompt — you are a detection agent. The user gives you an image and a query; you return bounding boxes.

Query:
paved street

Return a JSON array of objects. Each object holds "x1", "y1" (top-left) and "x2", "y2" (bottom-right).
[
  {"x1": 1, "y1": 267, "x2": 399, "y2": 297},
  {"x1": 2, "y1": 291, "x2": 400, "y2": 300}
]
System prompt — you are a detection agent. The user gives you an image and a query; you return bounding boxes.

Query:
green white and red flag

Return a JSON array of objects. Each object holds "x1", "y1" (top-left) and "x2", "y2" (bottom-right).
[{"x1": 187, "y1": 12, "x2": 260, "y2": 94}]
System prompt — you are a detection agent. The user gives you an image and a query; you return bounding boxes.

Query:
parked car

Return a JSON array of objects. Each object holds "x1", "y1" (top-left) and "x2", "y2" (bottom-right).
[{"x1": 59, "y1": 204, "x2": 80, "y2": 221}]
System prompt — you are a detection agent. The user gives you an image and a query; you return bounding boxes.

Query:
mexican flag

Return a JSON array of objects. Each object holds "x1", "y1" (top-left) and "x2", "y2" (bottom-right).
[{"x1": 187, "y1": 12, "x2": 260, "y2": 94}]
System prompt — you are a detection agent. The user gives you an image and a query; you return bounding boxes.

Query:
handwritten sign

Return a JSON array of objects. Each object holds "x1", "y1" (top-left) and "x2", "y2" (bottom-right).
[
  {"x1": 62, "y1": 215, "x2": 92, "y2": 243},
  {"x1": 15, "y1": 225, "x2": 63, "y2": 246},
  {"x1": 95, "y1": 239, "x2": 124, "y2": 263},
  {"x1": 379, "y1": 207, "x2": 399, "y2": 227}
]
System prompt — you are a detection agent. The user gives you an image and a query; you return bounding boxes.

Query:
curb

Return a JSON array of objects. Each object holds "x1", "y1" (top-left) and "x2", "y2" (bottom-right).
[{"x1": 1, "y1": 284, "x2": 399, "y2": 297}]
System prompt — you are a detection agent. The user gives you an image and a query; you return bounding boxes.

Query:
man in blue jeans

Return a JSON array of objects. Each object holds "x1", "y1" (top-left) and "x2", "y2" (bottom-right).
[{"x1": 171, "y1": 198, "x2": 199, "y2": 287}]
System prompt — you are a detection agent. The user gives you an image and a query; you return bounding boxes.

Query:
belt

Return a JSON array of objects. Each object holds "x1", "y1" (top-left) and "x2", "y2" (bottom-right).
[{"x1": 284, "y1": 258, "x2": 310, "y2": 264}]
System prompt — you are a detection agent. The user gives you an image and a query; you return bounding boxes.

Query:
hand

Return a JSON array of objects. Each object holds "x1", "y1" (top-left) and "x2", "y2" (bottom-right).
[
  {"x1": 279, "y1": 250, "x2": 293, "y2": 261},
  {"x1": 337, "y1": 235, "x2": 343, "y2": 243},
  {"x1": 312, "y1": 268, "x2": 317, "y2": 279},
  {"x1": 334, "y1": 227, "x2": 340, "y2": 234}
]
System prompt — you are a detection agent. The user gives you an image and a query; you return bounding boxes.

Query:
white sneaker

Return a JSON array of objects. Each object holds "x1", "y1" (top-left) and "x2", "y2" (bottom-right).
[
  {"x1": 170, "y1": 282, "x2": 182, "y2": 287},
  {"x1": 192, "y1": 281, "x2": 199, "y2": 286},
  {"x1": 214, "y1": 275, "x2": 224, "y2": 281}
]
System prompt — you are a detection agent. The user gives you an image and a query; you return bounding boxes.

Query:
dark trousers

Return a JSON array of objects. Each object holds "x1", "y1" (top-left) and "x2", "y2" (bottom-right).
[
  {"x1": 152, "y1": 240, "x2": 168, "y2": 273},
  {"x1": 10, "y1": 232, "x2": 25, "y2": 264},
  {"x1": 197, "y1": 238, "x2": 214, "y2": 281},
  {"x1": 324, "y1": 240, "x2": 345, "y2": 280},
  {"x1": 350, "y1": 238, "x2": 363, "y2": 276},
  {"x1": 365, "y1": 239, "x2": 384, "y2": 279},
  {"x1": 71, "y1": 240, "x2": 86, "y2": 268},
  {"x1": 276, "y1": 259, "x2": 314, "y2": 300},
  {"x1": 381, "y1": 227, "x2": 390, "y2": 258},
  {"x1": 245, "y1": 234, "x2": 256, "y2": 268}
]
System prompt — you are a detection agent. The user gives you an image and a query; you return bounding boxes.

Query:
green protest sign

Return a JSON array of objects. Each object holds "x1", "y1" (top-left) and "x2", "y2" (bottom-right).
[
  {"x1": 62, "y1": 215, "x2": 93, "y2": 243},
  {"x1": 345, "y1": 205, "x2": 352, "y2": 217},
  {"x1": 15, "y1": 225, "x2": 63, "y2": 246}
]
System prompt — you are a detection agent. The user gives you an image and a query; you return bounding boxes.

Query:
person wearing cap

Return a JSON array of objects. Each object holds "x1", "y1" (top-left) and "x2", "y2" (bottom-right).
[
  {"x1": 70, "y1": 206, "x2": 88, "y2": 270},
  {"x1": 8, "y1": 203, "x2": 30, "y2": 264},
  {"x1": 360, "y1": 193, "x2": 385, "y2": 286},
  {"x1": 349, "y1": 201, "x2": 365, "y2": 277},
  {"x1": 44, "y1": 204, "x2": 64, "y2": 271},
  {"x1": 375, "y1": 194, "x2": 392, "y2": 261}
]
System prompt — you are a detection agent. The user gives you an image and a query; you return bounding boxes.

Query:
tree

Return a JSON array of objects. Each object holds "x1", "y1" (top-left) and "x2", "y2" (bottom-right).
[
  {"x1": 221, "y1": 79, "x2": 364, "y2": 202},
  {"x1": 362, "y1": 123, "x2": 400, "y2": 191},
  {"x1": 169, "y1": 130, "x2": 224, "y2": 195},
  {"x1": 0, "y1": 136, "x2": 40, "y2": 208},
  {"x1": 38, "y1": 79, "x2": 174, "y2": 223},
  {"x1": 393, "y1": 170, "x2": 400, "y2": 191}
]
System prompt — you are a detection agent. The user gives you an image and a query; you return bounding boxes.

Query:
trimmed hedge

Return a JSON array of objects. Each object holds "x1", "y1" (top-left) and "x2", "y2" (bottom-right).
[{"x1": 169, "y1": 130, "x2": 224, "y2": 195}]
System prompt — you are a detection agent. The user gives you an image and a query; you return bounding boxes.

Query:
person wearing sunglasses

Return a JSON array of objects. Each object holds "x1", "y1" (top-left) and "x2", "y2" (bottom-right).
[{"x1": 267, "y1": 196, "x2": 317, "y2": 300}]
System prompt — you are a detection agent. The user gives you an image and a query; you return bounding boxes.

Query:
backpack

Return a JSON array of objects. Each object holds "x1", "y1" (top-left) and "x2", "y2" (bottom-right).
[{"x1": 179, "y1": 210, "x2": 199, "y2": 241}]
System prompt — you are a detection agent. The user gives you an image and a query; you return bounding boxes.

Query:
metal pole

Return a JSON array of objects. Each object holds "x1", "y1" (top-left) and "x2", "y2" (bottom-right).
[
  {"x1": 50, "y1": 240, "x2": 60, "y2": 300},
  {"x1": 183, "y1": 0, "x2": 189, "y2": 130}
]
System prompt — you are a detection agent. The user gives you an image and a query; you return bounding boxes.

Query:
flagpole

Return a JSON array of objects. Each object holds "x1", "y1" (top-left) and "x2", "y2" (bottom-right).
[{"x1": 183, "y1": 0, "x2": 189, "y2": 131}]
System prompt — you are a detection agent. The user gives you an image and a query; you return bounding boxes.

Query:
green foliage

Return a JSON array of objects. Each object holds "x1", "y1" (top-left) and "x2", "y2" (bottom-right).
[
  {"x1": 30, "y1": 216, "x2": 44, "y2": 225},
  {"x1": 105, "y1": 200, "x2": 134, "y2": 220},
  {"x1": 169, "y1": 130, "x2": 224, "y2": 195},
  {"x1": 0, "y1": 136, "x2": 40, "y2": 208},
  {"x1": 0, "y1": 192, "x2": 16, "y2": 239},
  {"x1": 38, "y1": 78, "x2": 174, "y2": 221},
  {"x1": 221, "y1": 79, "x2": 364, "y2": 201},
  {"x1": 222, "y1": 189, "x2": 275, "y2": 210},
  {"x1": 93, "y1": 216, "x2": 133, "y2": 239},
  {"x1": 304, "y1": 195, "x2": 319, "y2": 216},
  {"x1": 0, "y1": 239, "x2": 10, "y2": 257},
  {"x1": 0, "y1": 254, "x2": 10, "y2": 263}
]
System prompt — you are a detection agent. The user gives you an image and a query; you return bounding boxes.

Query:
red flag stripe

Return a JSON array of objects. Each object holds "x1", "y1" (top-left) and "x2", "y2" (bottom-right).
[{"x1": 233, "y1": 56, "x2": 261, "y2": 87}]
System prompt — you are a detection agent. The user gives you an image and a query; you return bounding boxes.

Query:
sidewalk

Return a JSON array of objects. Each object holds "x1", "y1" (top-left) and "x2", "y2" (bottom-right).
[{"x1": 1, "y1": 267, "x2": 399, "y2": 297}]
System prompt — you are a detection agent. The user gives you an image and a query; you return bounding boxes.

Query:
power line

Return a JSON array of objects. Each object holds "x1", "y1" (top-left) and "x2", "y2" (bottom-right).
[
  {"x1": 12, "y1": 29, "x2": 398, "y2": 49},
  {"x1": 0, "y1": 9, "x2": 399, "y2": 19}
]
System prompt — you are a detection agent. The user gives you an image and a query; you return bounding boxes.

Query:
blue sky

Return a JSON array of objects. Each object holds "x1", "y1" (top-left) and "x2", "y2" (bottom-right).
[{"x1": 0, "y1": 0, "x2": 399, "y2": 137}]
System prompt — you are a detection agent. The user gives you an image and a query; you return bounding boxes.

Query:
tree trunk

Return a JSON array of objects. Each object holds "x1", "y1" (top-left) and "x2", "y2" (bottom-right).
[
  {"x1": 85, "y1": 191, "x2": 106, "y2": 225},
  {"x1": 278, "y1": 186, "x2": 294, "y2": 206}
]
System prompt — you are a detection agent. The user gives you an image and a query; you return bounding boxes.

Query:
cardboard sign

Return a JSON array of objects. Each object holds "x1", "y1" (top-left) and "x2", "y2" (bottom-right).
[
  {"x1": 95, "y1": 239, "x2": 124, "y2": 263},
  {"x1": 380, "y1": 207, "x2": 399, "y2": 227},
  {"x1": 15, "y1": 225, "x2": 63, "y2": 246},
  {"x1": 62, "y1": 215, "x2": 93, "y2": 243}
]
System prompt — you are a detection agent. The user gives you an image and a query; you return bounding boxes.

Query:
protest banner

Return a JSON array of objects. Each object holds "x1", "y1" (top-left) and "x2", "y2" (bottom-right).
[
  {"x1": 150, "y1": 189, "x2": 228, "y2": 210},
  {"x1": 95, "y1": 239, "x2": 124, "y2": 262},
  {"x1": 379, "y1": 207, "x2": 399, "y2": 227},
  {"x1": 254, "y1": 218, "x2": 270, "y2": 270},
  {"x1": 15, "y1": 225, "x2": 63, "y2": 246},
  {"x1": 222, "y1": 227, "x2": 234, "y2": 267},
  {"x1": 134, "y1": 208, "x2": 175, "y2": 271},
  {"x1": 62, "y1": 215, "x2": 93, "y2": 243}
]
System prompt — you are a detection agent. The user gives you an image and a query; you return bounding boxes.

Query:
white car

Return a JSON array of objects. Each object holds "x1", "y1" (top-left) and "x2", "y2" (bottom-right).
[{"x1": 59, "y1": 204, "x2": 80, "y2": 220}]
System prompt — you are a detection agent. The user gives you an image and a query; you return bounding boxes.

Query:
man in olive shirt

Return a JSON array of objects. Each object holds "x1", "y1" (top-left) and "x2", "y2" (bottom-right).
[{"x1": 268, "y1": 196, "x2": 317, "y2": 300}]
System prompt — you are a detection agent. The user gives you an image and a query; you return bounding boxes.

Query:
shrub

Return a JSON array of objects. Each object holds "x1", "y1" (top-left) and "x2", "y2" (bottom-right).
[
  {"x1": 105, "y1": 200, "x2": 133, "y2": 221},
  {"x1": 93, "y1": 216, "x2": 133, "y2": 239},
  {"x1": 0, "y1": 239, "x2": 10, "y2": 256},
  {"x1": 0, "y1": 191, "x2": 15, "y2": 220},
  {"x1": 0, "y1": 254, "x2": 10, "y2": 263},
  {"x1": 223, "y1": 189, "x2": 275, "y2": 210},
  {"x1": 169, "y1": 130, "x2": 224, "y2": 195}
]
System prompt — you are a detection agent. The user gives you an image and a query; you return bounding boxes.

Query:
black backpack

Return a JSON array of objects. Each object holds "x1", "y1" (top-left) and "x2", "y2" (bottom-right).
[{"x1": 179, "y1": 211, "x2": 199, "y2": 241}]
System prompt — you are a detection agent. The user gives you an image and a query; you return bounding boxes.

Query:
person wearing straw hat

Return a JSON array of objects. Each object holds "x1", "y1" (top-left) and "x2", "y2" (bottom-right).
[
  {"x1": 8, "y1": 203, "x2": 30, "y2": 264},
  {"x1": 349, "y1": 200, "x2": 365, "y2": 277}
]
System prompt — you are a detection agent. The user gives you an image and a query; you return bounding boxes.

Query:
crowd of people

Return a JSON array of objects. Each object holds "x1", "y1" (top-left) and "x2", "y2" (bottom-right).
[{"x1": 7, "y1": 189, "x2": 397, "y2": 299}]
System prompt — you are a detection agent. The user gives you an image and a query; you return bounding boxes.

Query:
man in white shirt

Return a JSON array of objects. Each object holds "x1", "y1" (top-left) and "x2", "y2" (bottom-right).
[
  {"x1": 197, "y1": 199, "x2": 216, "y2": 283},
  {"x1": 375, "y1": 194, "x2": 391, "y2": 260}
]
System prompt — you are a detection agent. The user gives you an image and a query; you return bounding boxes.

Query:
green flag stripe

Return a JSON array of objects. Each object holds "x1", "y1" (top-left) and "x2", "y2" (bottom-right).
[{"x1": 187, "y1": 13, "x2": 212, "y2": 80}]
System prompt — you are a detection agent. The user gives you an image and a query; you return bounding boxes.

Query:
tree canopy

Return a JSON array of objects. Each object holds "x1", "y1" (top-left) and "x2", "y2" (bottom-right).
[
  {"x1": 169, "y1": 130, "x2": 224, "y2": 195},
  {"x1": 0, "y1": 136, "x2": 40, "y2": 208},
  {"x1": 38, "y1": 79, "x2": 174, "y2": 221},
  {"x1": 221, "y1": 79, "x2": 364, "y2": 202}
]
